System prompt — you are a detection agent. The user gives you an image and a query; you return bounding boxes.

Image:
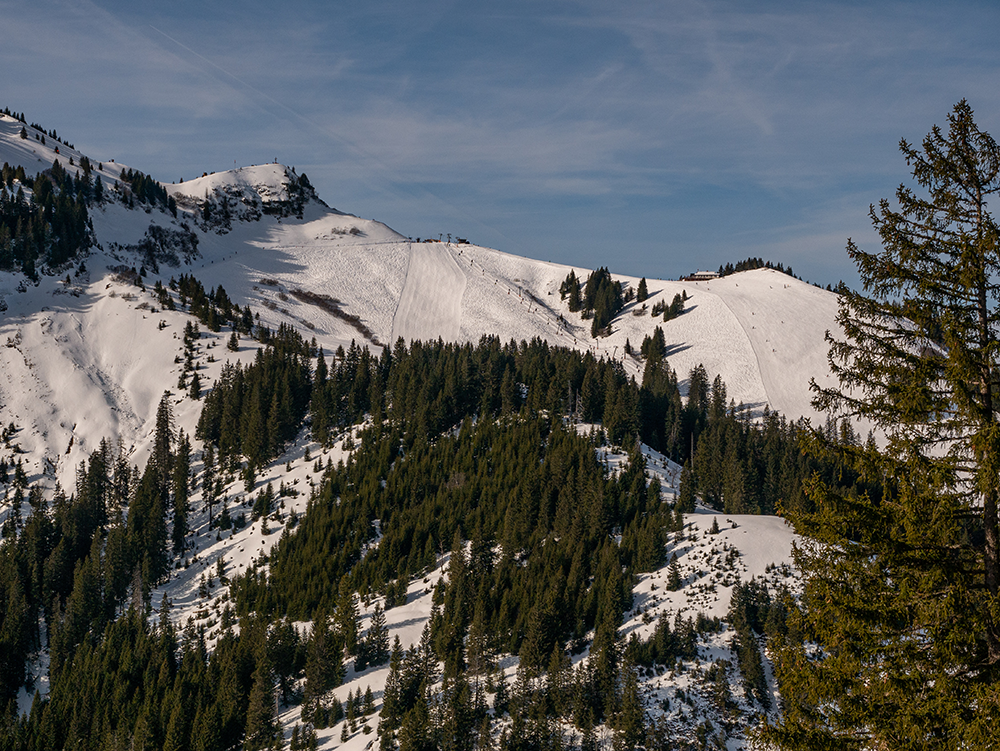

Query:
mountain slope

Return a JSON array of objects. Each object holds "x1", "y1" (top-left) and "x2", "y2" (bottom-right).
[
  {"x1": 1, "y1": 110, "x2": 843, "y2": 452},
  {"x1": 0, "y1": 112, "x2": 813, "y2": 750}
]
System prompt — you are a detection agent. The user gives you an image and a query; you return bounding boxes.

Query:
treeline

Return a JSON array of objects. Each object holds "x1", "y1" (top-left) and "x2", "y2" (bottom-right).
[
  {"x1": 240, "y1": 325, "x2": 850, "y2": 522},
  {"x1": 1, "y1": 163, "x2": 28, "y2": 189},
  {"x1": 0, "y1": 160, "x2": 92, "y2": 276},
  {"x1": 196, "y1": 324, "x2": 313, "y2": 474},
  {"x1": 0, "y1": 401, "x2": 186, "y2": 705},
  {"x1": 637, "y1": 325, "x2": 859, "y2": 516},
  {"x1": 234, "y1": 412, "x2": 678, "y2": 748},
  {"x1": 682, "y1": 398, "x2": 862, "y2": 516},
  {"x1": 26, "y1": 123, "x2": 72, "y2": 149},
  {"x1": 226, "y1": 331, "x2": 864, "y2": 747},
  {"x1": 168, "y1": 274, "x2": 253, "y2": 334},
  {"x1": 717, "y1": 257, "x2": 796, "y2": 279},
  {"x1": 726, "y1": 578, "x2": 791, "y2": 710},
  {"x1": 0, "y1": 384, "x2": 311, "y2": 751},
  {"x1": 3, "y1": 609, "x2": 289, "y2": 751},
  {"x1": 236, "y1": 417, "x2": 665, "y2": 624},
  {"x1": 6, "y1": 108, "x2": 75, "y2": 149},
  {"x1": 310, "y1": 336, "x2": 644, "y2": 451},
  {"x1": 0, "y1": 108, "x2": 181, "y2": 278},
  {"x1": 117, "y1": 168, "x2": 174, "y2": 215}
]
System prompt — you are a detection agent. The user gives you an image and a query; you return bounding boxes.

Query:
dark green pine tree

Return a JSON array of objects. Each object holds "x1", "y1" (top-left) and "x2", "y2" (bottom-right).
[
  {"x1": 590, "y1": 546, "x2": 626, "y2": 721},
  {"x1": 397, "y1": 686, "x2": 433, "y2": 751},
  {"x1": 311, "y1": 348, "x2": 330, "y2": 446},
  {"x1": 162, "y1": 693, "x2": 190, "y2": 751},
  {"x1": 129, "y1": 462, "x2": 169, "y2": 595},
  {"x1": 334, "y1": 577, "x2": 359, "y2": 655},
  {"x1": 664, "y1": 292, "x2": 684, "y2": 321},
  {"x1": 245, "y1": 629, "x2": 283, "y2": 750},
  {"x1": 636, "y1": 277, "x2": 648, "y2": 303},
  {"x1": 676, "y1": 460, "x2": 696, "y2": 513},
  {"x1": 153, "y1": 391, "x2": 175, "y2": 489},
  {"x1": 762, "y1": 100, "x2": 1000, "y2": 749},
  {"x1": 560, "y1": 270, "x2": 582, "y2": 312},
  {"x1": 613, "y1": 662, "x2": 645, "y2": 751},
  {"x1": 171, "y1": 430, "x2": 191, "y2": 555},
  {"x1": 666, "y1": 557, "x2": 681, "y2": 591},
  {"x1": 366, "y1": 603, "x2": 391, "y2": 667},
  {"x1": 379, "y1": 636, "x2": 405, "y2": 745},
  {"x1": 303, "y1": 610, "x2": 341, "y2": 723},
  {"x1": 202, "y1": 441, "x2": 217, "y2": 526}
]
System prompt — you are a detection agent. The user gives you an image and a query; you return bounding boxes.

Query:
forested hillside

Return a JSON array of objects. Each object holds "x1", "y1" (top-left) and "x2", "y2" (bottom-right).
[
  {"x1": 0, "y1": 107, "x2": 881, "y2": 750},
  {"x1": 0, "y1": 266, "x2": 867, "y2": 748}
]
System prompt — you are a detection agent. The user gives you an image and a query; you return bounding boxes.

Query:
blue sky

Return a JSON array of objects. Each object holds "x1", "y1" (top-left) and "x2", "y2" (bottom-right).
[{"x1": 3, "y1": 0, "x2": 1000, "y2": 286}]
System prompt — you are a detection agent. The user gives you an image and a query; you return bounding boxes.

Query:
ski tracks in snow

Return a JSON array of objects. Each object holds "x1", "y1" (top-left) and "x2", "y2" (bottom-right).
[{"x1": 391, "y1": 242, "x2": 467, "y2": 343}]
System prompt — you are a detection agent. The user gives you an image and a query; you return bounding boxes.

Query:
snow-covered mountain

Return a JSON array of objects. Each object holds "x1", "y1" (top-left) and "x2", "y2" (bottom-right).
[
  {"x1": 0, "y1": 112, "x2": 823, "y2": 749},
  {"x1": 0, "y1": 111, "x2": 842, "y2": 494}
]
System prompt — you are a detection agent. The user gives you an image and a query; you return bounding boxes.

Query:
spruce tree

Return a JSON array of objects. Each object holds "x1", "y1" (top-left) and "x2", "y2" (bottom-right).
[
  {"x1": 171, "y1": 430, "x2": 191, "y2": 555},
  {"x1": 202, "y1": 442, "x2": 217, "y2": 525},
  {"x1": 303, "y1": 610, "x2": 341, "y2": 722},
  {"x1": 366, "y1": 603, "x2": 391, "y2": 667},
  {"x1": 762, "y1": 100, "x2": 1000, "y2": 749},
  {"x1": 129, "y1": 462, "x2": 169, "y2": 593},
  {"x1": 666, "y1": 558, "x2": 681, "y2": 591},
  {"x1": 153, "y1": 391, "x2": 174, "y2": 489},
  {"x1": 245, "y1": 629, "x2": 283, "y2": 750},
  {"x1": 676, "y1": 461, "x2": 695, "y2": 513},
  {"x1": 334, "y1": 577, "x2": 359, "y2": 654},
  {"x1": 636, "y1": 277, "x2": 648, "y2": 303},
  {"x1": 614, "y1": 662, "x2": 645, "y2": 750},
  {"x1": 311, "y1": 349, "x2": 329, "y2": 446}
]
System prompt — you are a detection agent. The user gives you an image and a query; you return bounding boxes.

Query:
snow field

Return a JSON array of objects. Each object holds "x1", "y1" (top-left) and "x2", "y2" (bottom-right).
[
  {"x1": 82, "y1": 155, "x2": 844, "y2": 428},
  {"x1": 2, "y1": 114, "x2": 845, "y2": 426},
  {"x1": 705, "y1": 270, "x2": 842, "y2": 422},
  {"x1": 391, "y1": 241, "x2": 466, "y2": 343}
]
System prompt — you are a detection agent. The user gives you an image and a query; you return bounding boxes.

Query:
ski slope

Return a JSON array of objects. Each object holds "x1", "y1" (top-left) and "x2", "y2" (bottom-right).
[
  {"x1": 0, "y1": 109, "x2": 843, "y2": 425},
  {"x1": 391, "y1": 241, "x2": 466, "y2": 342}
]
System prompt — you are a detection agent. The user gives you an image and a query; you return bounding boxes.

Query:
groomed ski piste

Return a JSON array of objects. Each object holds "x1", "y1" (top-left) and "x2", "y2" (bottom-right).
[{"x1": 0, "y1": 113, "x2": 806, "y2": 748}]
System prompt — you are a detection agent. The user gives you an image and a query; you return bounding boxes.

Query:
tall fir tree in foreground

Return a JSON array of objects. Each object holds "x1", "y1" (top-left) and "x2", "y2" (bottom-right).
[{"x1": 762, "y1": 100, "x2": 1000, "y2": 748}]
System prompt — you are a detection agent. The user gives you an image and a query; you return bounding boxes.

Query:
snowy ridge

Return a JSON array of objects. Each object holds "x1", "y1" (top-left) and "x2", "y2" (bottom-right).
[
  {"x1": 0, "y1": 117, "x2": 806, "y2": 748},
  {"x1": 0, "y1": 110, "x2": 844, "y2": 426}
]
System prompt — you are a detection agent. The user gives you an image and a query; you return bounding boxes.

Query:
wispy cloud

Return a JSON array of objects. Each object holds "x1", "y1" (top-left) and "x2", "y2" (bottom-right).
[{"x1": 2, "y1": 0, "x2": 999, "y2": 282}]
